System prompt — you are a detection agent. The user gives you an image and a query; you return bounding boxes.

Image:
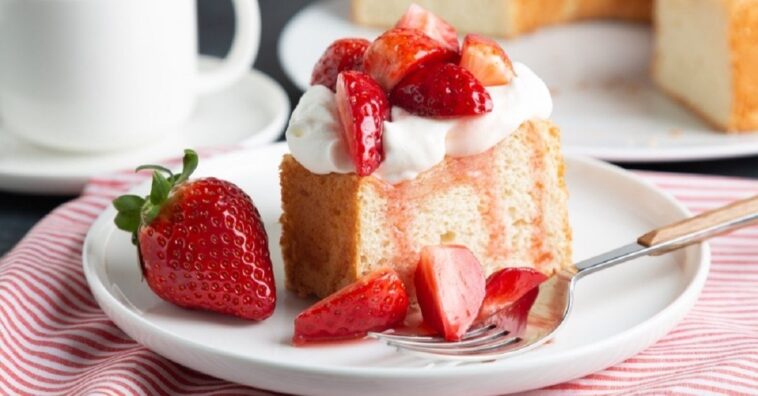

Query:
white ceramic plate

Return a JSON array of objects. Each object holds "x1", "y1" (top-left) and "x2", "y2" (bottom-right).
[
  {"x1": 83, "y1": 143, "x2": 709, "y2": 396},
  {"x1": 279, "y1": 0, "x2": 758, "y2": 162},
  {"x1": 0, "y1": 56, "x2": 289, "y2": 195}
]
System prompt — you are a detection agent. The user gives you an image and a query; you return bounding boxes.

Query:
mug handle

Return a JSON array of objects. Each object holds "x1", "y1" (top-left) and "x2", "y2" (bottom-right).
[{"x1": 196, "y1": 0, "x2": 260, "y2": 94}]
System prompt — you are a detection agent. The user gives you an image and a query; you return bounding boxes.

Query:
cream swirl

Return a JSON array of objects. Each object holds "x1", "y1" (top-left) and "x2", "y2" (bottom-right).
[{"x1": 285, "y1": 62, "x2": 552, "y2": 184}]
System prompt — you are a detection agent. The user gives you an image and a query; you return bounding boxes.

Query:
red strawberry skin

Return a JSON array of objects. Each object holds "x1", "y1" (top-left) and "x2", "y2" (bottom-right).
[
  {"x1": 391, "y1": 63, "x2": 493, "y2": 117},
  {"x1": 475, "y1": 267, "x2": 547, "y2": 323},
  {"x1": 335, "y1": 71, "x2": 390, "y2": 176},
  {"x1": 414, "y1": 245, "x2": 486, "y2": 341},
  {"x1": 459, "y1": 34, "x2": 515, "y2": 87},
  {"x1": 293, "y1": 268, "x2": 409, "y2": 345},
  {"x1": 395, "y1": 4, "x2": 459, "y2": 52},
  {"x1": 479, "y1": 287, "x2": 539, "y2": 337},
  {"x1": 363, "y1": 28, "x2": 458, "y2": 91},
  {"x1": 311, "y1": 38, "x2": 371, "y2": 91},
  {"x1": 138, "y1": 177, "x2": 276, "y2": 321}
]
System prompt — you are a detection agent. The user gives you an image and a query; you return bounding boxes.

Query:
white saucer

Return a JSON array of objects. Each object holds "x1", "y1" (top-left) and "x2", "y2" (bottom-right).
[
  {"x1": 279, "y1": 0, "x2": 758, "y2": 162},
  {"x1": 83, "y1": 143, "x2": 709, "y2": 395},
  {"x1": 0, "y1": 56, "x2": 289, "y2": 195}
]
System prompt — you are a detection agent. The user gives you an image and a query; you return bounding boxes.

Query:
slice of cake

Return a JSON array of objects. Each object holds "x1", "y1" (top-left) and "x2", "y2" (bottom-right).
[
  {"x1": 281, "y1": 6, "x2": 572, "y2": 299},
  {"x1": 351, "y1": 0, "x2": 652, "y2": 38},
  {"x1": 281, "y1": 119, "x2": 571, "y2": 298},
  {"x1": 653, "y1": 0, "x2": 758, "y2": 132}
]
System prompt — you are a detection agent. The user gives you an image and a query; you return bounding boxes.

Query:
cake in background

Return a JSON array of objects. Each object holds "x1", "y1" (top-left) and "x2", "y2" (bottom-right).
[
  {"x1": 351, "y1": 0, "x2": 652, "y2": 38},
  {"x1": 653, "y1": 0, "x2": 758, "y2": 132},
  {"x1": 351, "y1": 0, "x2": 758, "y2": 133}
]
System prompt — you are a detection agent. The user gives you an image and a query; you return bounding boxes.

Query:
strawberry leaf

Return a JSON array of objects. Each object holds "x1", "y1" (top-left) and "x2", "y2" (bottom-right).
[
  {"x1": 112, "y1": 148, "x2": 200, "y2": 247},
  {"x1": 114, "y1": 211, "x2": 140, "y2": 233},
  {"x1": 142, "y1": 203, "x2": 162, "y2": 225},
  {"x1": 172, "y1": 149, "x2": 198, "y2": 185},
  {"x1": 150, "y1": 171, "x2": 171, "y2": 205},
  {"x1": 113, "y1": 195, "x2": 145, "y2": 212}
]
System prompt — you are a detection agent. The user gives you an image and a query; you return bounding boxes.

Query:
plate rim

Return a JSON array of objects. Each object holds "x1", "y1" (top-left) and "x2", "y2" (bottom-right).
[
  {"x1": 278, "y1": 0, "x2": 758, "y2": 163},
  {"x1": 0, "y1": 59, "x2": 290, "y2": 195},
  {"x1": 82, "y1": 142, "x2": 710, "y2": 381}
]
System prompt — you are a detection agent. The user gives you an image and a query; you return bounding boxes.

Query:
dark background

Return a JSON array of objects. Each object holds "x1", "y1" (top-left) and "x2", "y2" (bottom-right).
[{"x1": 0, "y1": 0, "x2": 756, "y2": 255}]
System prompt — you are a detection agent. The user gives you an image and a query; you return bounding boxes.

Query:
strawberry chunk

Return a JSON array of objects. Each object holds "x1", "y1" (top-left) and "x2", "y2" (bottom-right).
[
  {"x1": 335, "y1": 71, "x2": 390, "y2": 176},
  {"x1": 311, "y1": 38, "x2": 370, "y2": 91},
  {"x1": 478, "y1": 287, "x2": 539, "y2": 337},
  {"x1": 363, "y1": 28, "x2": 458, "y2": 91},
  {"x1": 395, "y1": 4, "x2": 459, "y2": 52},
  {"x1": 293, "y1": 268, "x2": 409, "y2": 345},
  {"x1": 459, "y1": 34, "x2": 515, "y2": 86},
  {"x1": 475, "y1": 267, "x2": 547, "y2": 323},
  {"x1": 390, "y1": 63, "x2": 493, "y2": 117},
  {"x1": 414, "y1": 245, "x2": 486, "y2": 341}
]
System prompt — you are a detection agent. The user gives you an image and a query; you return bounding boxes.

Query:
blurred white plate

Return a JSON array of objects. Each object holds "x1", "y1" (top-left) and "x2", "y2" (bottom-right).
[
  {"x1": 279, "y1": 0, "x2": 758, "y2": 162},
  {"x1": 83, "y1": 143, "x2": 708, "y2": 395},
  {"x1": 0, "y1": 56, "x2": 289, "y2": 195}
]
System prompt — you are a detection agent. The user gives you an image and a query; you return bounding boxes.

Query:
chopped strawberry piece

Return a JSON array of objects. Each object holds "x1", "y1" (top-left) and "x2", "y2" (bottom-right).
[
  {"x1": 395, "y1": 4, "x2": 459, "y2": 52},
  {"x1": 293, "y1": 268, "x2": 409, "y2": 345},
  {"x1": 414, "y1": 245, "x2": 486, "y2": 341},
  {"x1": 363, "y1": 28, "x2": 458, "y2": 91},
  {"x1": 475, "y1": 267, "x2": 547, "y2": 323},
  {"x1": 479, "y1": 287, "x2": 539, "y2": 337},
  {"x1": 311, "y1": 38, "x2": 371, "y2": 90},
  {"x1": 390, "y1": 63, "x2": 493, "y2": 117},
  {"x1": 459, "y1": 34, "x2": 515, "y2": 86},
  {"x1": 335, "y1": 71, "x2": 390, "y2": 176}
]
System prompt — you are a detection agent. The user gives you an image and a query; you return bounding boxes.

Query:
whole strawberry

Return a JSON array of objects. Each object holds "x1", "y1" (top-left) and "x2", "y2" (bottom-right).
[{"x1": 113, "y1": 149, "x2": 276, "y2": 320}]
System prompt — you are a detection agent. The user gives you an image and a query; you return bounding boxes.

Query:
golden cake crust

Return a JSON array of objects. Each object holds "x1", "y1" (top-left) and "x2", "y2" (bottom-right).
[
  {"x1": 509, "y1": 0, "x2": 651, "y2": 36},
  {"x1": 729, "y1": 0, "x2": 758, "y2": 131},
  {"x1": 350, "y1": 0, "x2": 651, "y2": 38},
  {"x1": 280, "y1": 119, "x2": 572, "y2": 299}
]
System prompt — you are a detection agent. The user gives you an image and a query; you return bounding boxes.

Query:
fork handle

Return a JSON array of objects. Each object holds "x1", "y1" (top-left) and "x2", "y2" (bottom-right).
[{"x1": 638, "y1": 195, "x2": 758, "y2": 255}]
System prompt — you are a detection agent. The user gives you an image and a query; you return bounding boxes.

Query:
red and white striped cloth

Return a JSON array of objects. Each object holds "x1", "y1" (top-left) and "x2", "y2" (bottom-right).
[{"x1": 1, "y1": 162, "x2": 757, "y2": 395}]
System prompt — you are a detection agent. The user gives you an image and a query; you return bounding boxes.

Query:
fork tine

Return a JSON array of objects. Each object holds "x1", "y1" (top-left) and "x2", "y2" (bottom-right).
[
  {"x1": 371, "y1": 327, "x2": 509, "y2": 348},
  {"x1": 368, "y1": 325, "x2": 496, "y2": 344},
  {"x1": 388, "y1": 335, "x2": 521, "y2": 356}
]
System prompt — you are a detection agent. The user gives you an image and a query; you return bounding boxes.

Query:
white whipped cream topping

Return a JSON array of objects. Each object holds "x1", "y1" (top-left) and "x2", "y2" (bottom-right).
[{"x1": 285, "y1": 62, "x2": 552, "y2": 184}]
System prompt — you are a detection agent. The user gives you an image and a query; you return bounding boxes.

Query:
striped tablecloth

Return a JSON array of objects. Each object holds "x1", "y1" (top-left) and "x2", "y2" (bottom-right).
[{"x1": 1, "y1": 163, "x2": 756, "y2": 395}]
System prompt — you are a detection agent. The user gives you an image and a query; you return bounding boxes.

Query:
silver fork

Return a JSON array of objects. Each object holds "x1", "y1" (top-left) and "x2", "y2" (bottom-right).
[{"x1": 369, "y1": 195, "x2": 758, "y2": 362}]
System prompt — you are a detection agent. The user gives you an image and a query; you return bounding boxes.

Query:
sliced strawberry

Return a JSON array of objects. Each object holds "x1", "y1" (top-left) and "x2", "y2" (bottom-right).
[
  {"x1": 311, "y1": 38, "x2": 371, "y2": 91},
  {"x1": 475, "y1": 267, "x2": 547, "y2": 324},
  {"x1": 363, "y1": 28, "x2": 458, "y2": 91},
  {"x1": 390, "y1": 63, "x2": 493, "y2": 117},
  {"x1": 414, "y1": 245, "x2": 486, "y2": 341},
  {"x1": 395, "y1": 4, "x2": 459, "y2": 52},
  {"x1": 335, "y1": 71, "x2": 390, "y2": 176},
  {"x1": 293, "y1": 268, "x2": 409, "y2": 345},
  {"x1": 459, "y1": 34, "x2": 515, "y2": 86},
  {"x1": 478, "y1": 287, "x2": 539, "y2": 337}
]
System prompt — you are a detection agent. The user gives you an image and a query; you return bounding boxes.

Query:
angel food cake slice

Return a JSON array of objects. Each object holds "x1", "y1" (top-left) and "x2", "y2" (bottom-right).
[
  {"x1": 280, "y1": 6, "x2": 572, "y2": 299},
  {"x1": 351, "y1": 0, "x2": 652, "y2": 38},
  {"x1": 653, "y1": 0, "x2": 758, "y2": 132}
]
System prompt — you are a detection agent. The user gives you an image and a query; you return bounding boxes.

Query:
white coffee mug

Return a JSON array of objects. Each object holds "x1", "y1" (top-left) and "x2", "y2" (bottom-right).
[{"x1": 0, "y1": 0, "x2": 260, "y2": 152}]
